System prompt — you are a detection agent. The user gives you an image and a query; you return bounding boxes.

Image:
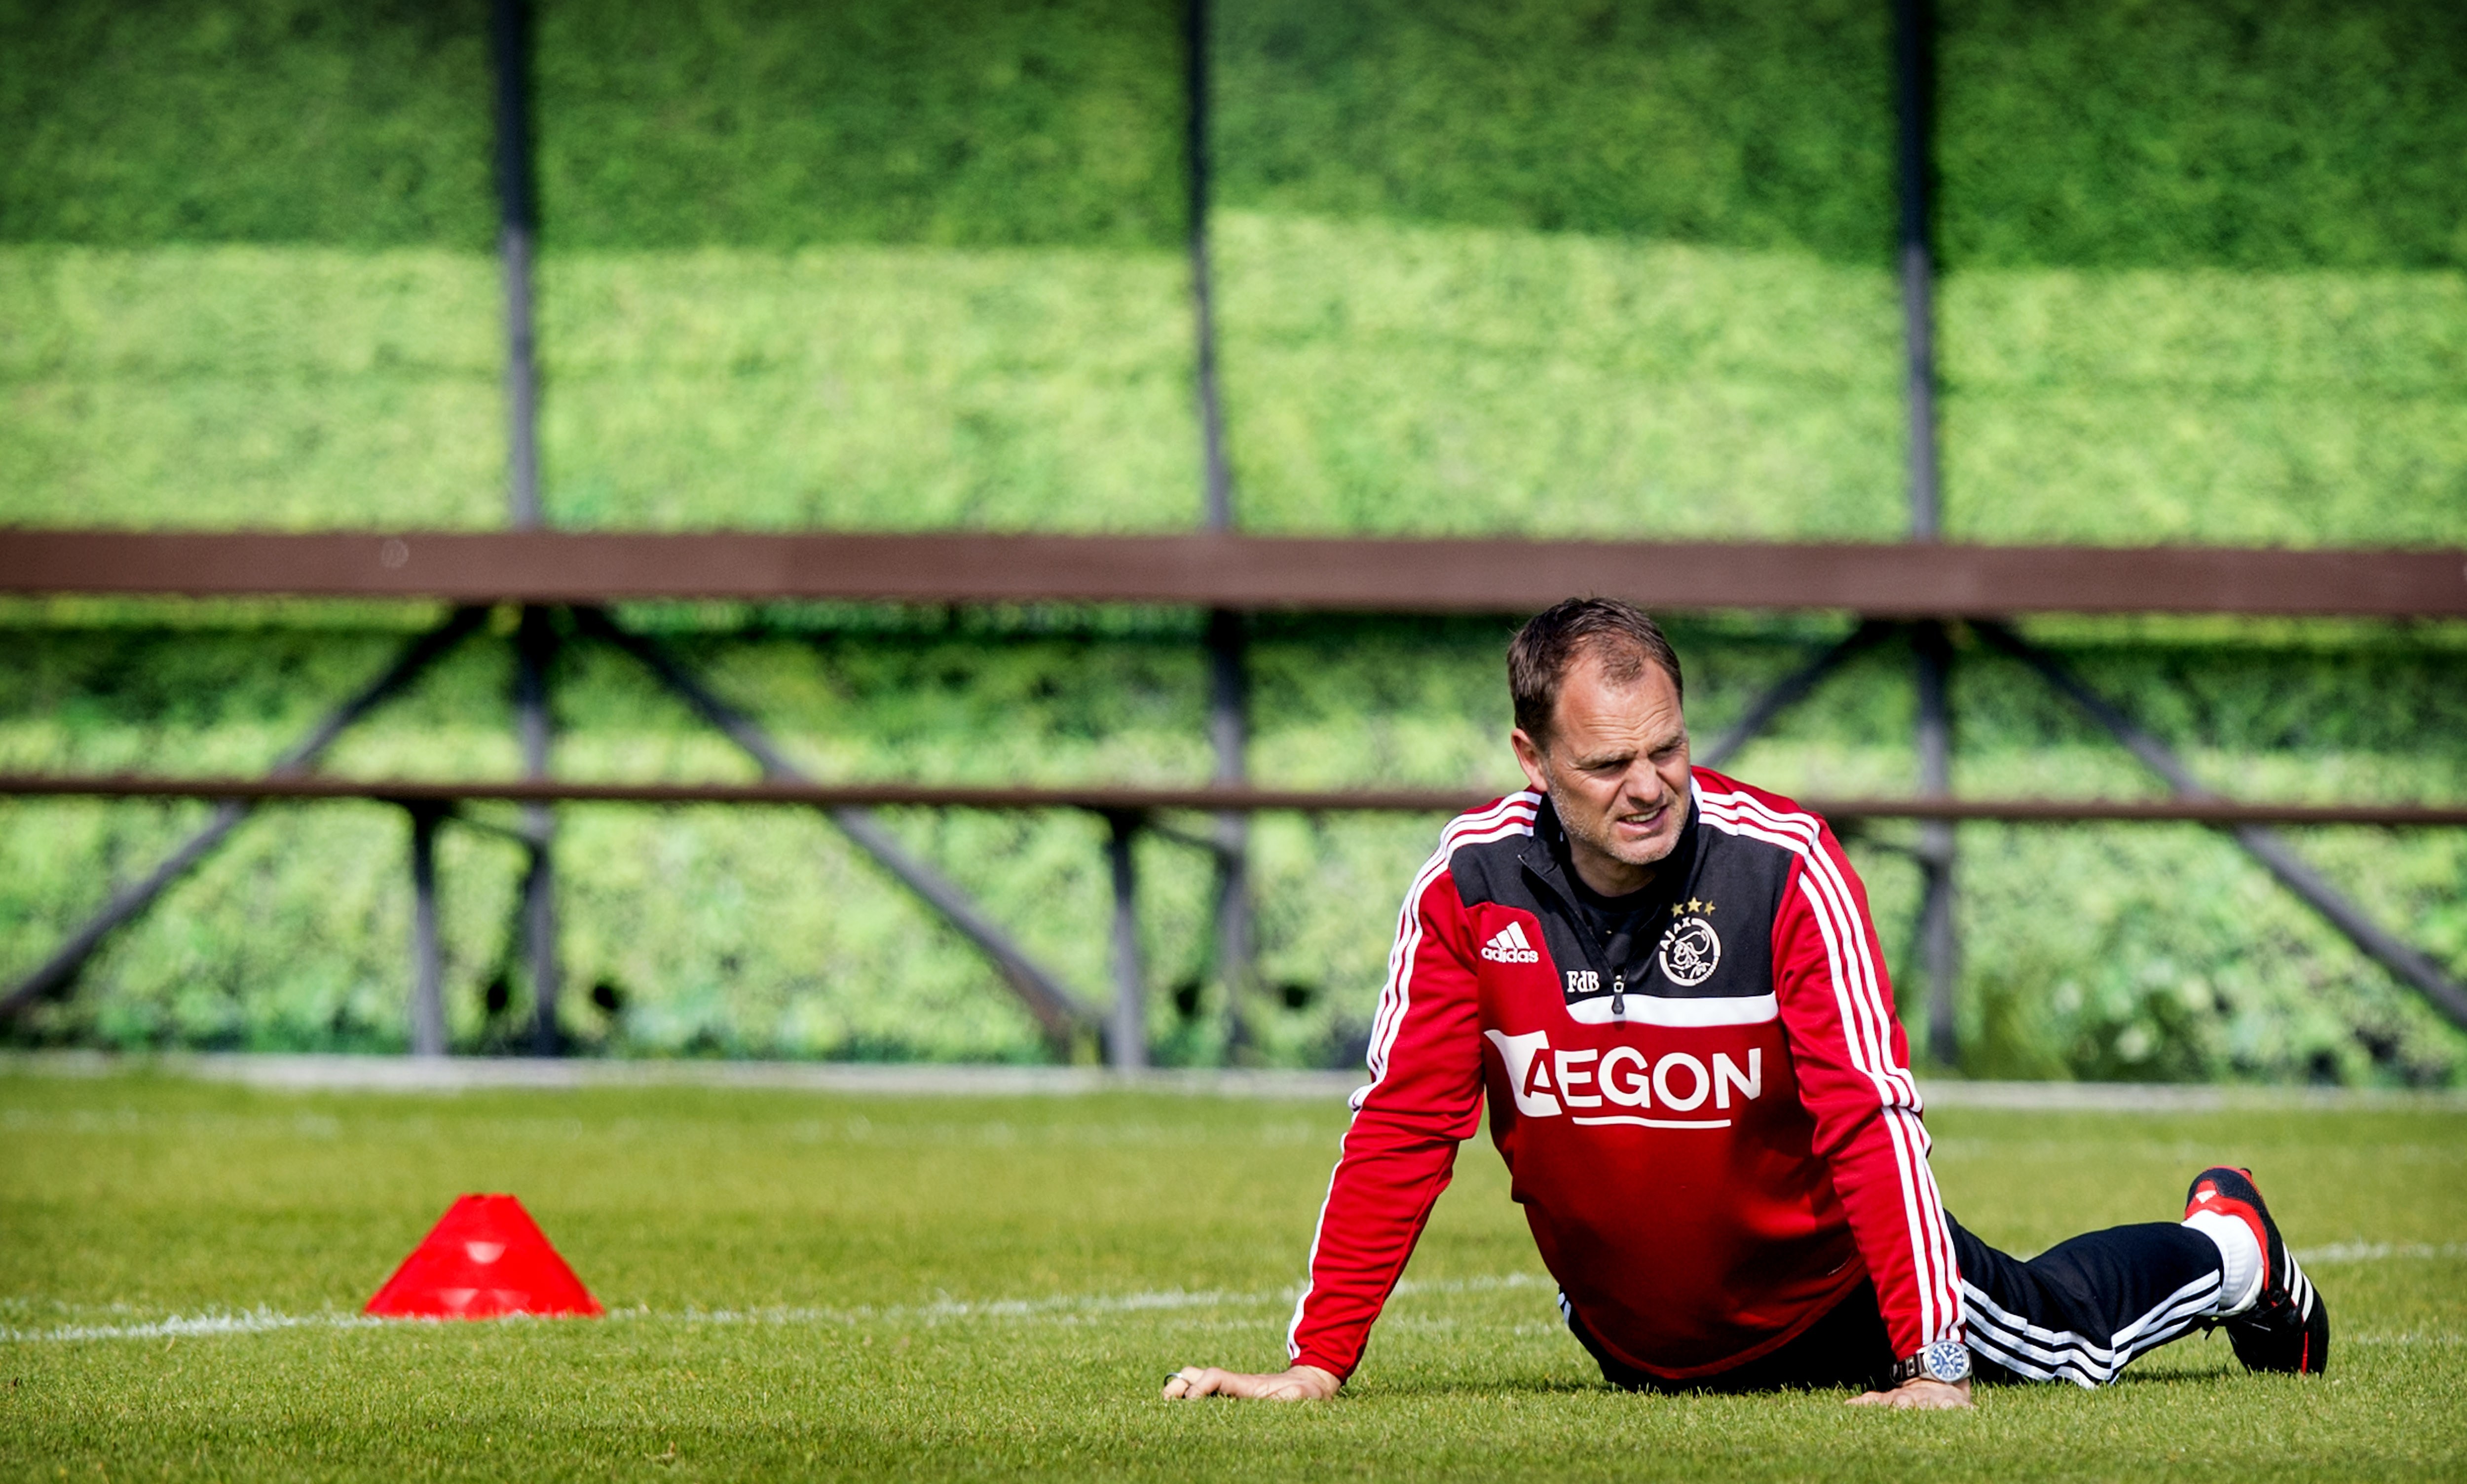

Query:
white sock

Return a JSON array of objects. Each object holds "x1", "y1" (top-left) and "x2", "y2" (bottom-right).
[{"x1": 2184, "y1": 1209, "x2": 2264, "y2": 1316}]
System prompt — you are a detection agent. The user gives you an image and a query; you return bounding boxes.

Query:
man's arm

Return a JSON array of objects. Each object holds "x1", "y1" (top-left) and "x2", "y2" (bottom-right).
[
  {"x1": 1768, "y1": 818, "x2": 1969, "y2": 1408},
  {"x1": 1164, "y1": 809, "x2": 1501, "y2": 1398}
]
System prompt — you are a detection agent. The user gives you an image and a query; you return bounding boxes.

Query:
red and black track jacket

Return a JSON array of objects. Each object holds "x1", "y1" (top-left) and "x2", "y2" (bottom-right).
[{"x1": 1286, "y1": 769, "x2": 1964, "y2": 1382}]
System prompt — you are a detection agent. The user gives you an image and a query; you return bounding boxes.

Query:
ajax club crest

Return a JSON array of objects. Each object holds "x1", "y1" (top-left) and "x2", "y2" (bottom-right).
[{"x1": 1655, "y1": 900, "x2": 1722, "y2": 987}]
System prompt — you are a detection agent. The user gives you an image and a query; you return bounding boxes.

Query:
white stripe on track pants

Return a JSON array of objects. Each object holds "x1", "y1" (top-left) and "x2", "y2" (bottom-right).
[{"x1": 1564, "y1": 1215, "x2": 2223, "y2": 1392}]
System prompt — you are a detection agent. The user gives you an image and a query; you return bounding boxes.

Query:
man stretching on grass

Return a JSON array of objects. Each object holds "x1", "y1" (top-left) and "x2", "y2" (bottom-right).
[{"x1": 1165, "y1": 598, "x2": 2327, "y2": 1408}]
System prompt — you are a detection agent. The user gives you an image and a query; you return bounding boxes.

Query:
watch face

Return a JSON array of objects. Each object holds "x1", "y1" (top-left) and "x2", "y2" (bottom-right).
[{"x1": 1922, "y1": 1338, "x2": 1973, "y2": 1383}]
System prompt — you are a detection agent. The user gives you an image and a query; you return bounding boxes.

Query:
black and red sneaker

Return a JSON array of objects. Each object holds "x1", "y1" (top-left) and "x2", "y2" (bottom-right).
[{"x1": 2185, "y1": 1166, "x2": 2329, "y2": 1375}]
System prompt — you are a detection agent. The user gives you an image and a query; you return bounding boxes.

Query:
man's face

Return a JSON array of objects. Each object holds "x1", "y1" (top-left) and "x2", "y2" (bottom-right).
[{"x1": 1510, "y1": 650, "x2": 1691, "y2": 894}]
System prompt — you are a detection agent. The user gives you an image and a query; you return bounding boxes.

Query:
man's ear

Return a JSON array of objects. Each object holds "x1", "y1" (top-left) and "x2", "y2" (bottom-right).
[{"x1": 1510, "y1": 728, "x2": 1551, "y2": 795}]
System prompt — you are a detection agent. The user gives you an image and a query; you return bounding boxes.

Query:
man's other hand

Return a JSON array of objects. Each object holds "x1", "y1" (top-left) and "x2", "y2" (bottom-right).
[
  {"x1": 1847, "y1": 1377, "x2": 1973, "y2": 1410},
  {"x1": 1162, "y1": 1365, "x2": 1340, "y2": 1401}
]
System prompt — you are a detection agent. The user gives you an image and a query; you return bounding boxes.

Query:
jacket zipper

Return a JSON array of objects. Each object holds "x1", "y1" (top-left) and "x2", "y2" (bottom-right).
[
  {"x1": 1520, "y1": 853, "x2": 1629, "y2": 1014},
  {"x1": 1520, "y1": 798, "x2": 1709, "y2": 1016}
]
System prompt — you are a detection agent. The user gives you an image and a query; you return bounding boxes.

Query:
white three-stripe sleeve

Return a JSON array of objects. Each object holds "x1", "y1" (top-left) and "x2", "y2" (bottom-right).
[
  {"x1": 1356, "y1": 793, "x2": 1536, "y2": 1109},
  {"x1": 1288, "y1": 795, "x2": 1533, "y2": 1374},
  {"x1": 1697, "y1": 781, "x2": 1964, "y2": 1350}
]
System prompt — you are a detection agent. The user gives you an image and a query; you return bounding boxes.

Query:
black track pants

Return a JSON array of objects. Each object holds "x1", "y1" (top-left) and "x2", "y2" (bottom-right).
[{"x1": 1568, "y1": 1213, "x2": 2225, "y2": 1392}]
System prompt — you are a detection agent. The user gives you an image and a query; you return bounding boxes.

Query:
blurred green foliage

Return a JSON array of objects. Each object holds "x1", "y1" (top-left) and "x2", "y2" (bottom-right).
[
  {"x1": 0, "y1": 247, "x2": 505, "y2": 528},
  {"x1": 1213, "y1": 214, "x2": 1907, "y2": 539},
  {"x1": 0, "y1": 0, "x2": 2462, "y2": 1078},
  {"x1": 533, "y1": 0, "x2": 1185, "y2": 250},
  {"x1": 4, "y1": 0, "x2": 2462, "y2": 541},
  {"x1": 1937, "y1": 0, "x2": 2467, "y2": 271},
  {"x1": 13, "y1": 0, "x2": 2465, "y2": 265},
  {"x1": 1212, "y1": 0, "x2": 1894, "y2": 258},
  {"x1": 5, "y1": 235, "x2": 2460, "y2": 541},
  {"x1": 533, "y1": 247, "x2": 1200, "y2": 530},
  {"x1": 1214, "y1": 0, "x2": 2467, "y2": 270},
  {"x1": 0, "y1": 0, "x2": 1182, "y2": 252},
  {"x1": 1938, "y1": 269, "x2": 2467, "y2": 544},
  {"x1": 0, "y1": 0, "x2": 496, "y2": 248}
]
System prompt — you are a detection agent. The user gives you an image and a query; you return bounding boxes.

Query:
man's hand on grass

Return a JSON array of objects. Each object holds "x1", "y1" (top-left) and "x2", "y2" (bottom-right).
[
  {"x1": 1162, "y1": 1365, "x2": 1340, "y2": 1401},
  {"x1": 1847, "y1": 1377, "x2": 1973, "y2": 1410}
]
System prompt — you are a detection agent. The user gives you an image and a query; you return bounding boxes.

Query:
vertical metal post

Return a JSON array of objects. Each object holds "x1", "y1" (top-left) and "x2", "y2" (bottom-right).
[
  {"x1": 1896, "y1": 0, "x2": 1958, "y2": 1066},
  {"x1": 1206, "y1": 610, "x2": 1252, "y2": 1053},
  {"x1": 1895, "y1": 0, "x2": 1940, "y2": 544},
  {"x1": 408, "y1": 807, "x2": 448, "y2": 1057},
  {"x1": 1913, "y1": 624, "x2": 1959, "y2": 1065},
  {"x1": 1185, "y1": 0, "x2": 1232, "y2": 532},
  {"x1": 1105, "y1": 813, "x2": 1149, "y2": 1072},
  {"x1": 491, "y1": 0, "x2": 541, "y2": 531},
  {"x1": 1186, "y1": 0, "x2": 1254, "y2": 1057},
  {"x1": 493, "y1": 0, "x2": 560, "y2": 1053},
  {"x1": 515, "y1": 607, "x2": 561, "y2": 1055}
]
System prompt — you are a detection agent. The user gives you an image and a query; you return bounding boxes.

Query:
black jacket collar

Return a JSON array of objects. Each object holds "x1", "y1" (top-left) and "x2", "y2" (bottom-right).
[{"x1": 1520, "y1": 788, "x2": 1703, "y2": 916}]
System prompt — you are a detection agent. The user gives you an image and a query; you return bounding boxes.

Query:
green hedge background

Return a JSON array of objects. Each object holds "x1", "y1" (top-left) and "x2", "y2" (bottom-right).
[{"x1": 1, "y1": 0, "x2": 2462, "y2": 1079}]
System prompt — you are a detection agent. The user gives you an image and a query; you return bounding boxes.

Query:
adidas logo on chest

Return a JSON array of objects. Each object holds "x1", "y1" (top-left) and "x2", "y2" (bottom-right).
[{"x1": 1481, "y1": 921, "x2": 1541, "y2": 964}]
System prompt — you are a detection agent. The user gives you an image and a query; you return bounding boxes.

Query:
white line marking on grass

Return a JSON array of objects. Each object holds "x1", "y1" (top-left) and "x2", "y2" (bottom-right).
[
  {"x1": 0, "y1": 1309, "x2": 387, "y2": 1343},
  {"x1": 0, "y1": 1273, "x2": 1554, "y2": 1345},
  {"x1": 14, "y1": 1260, "x2": 2455, "y2": 1348},
  {"x1": 2293, "y1": 1241, "x2": 2467, "y2": 1263}
]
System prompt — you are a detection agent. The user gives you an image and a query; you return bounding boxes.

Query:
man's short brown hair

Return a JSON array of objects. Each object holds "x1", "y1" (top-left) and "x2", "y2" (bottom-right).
[{"x1": 1508, "y1": 597, "x2": 1684, "y2": 744}]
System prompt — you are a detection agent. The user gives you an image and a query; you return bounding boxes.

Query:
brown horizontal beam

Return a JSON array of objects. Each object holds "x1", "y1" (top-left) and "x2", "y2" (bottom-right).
[
  {"x1": 2, "y1": 529, "x2": 2462, "y2": 618},
  {"x1": 0, "y1": 774, "x2": 2461, "y2": 826}
]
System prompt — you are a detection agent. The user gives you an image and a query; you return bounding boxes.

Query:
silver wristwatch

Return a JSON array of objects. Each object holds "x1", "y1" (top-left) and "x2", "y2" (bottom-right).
[{"x1": 1889, "y1": 1338, "x2": 1973, "y2": 1386}]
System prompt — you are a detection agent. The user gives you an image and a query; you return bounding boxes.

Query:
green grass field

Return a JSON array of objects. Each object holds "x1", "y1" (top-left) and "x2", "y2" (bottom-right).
[{"x1": 1, "y1": 1066, "x2": 2460, "y2": 1480}]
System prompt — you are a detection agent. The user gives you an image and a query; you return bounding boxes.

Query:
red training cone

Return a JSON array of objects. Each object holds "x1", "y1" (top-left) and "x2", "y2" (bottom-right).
[{"x1": 364, "y1": 1194, "x2": 602, "y2": 1319}]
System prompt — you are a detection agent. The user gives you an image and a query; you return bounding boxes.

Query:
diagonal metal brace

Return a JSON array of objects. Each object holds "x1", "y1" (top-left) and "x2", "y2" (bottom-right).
[
  {"x1": 572, "y1": 608, "x2": 1096, "y2": 1054},
  {"x1": 1973, "y1": 620, "x2": 2467, "y2": 1030},
  {"x1": 1699, "y1": 621, "x2": 1894, "y2": 771},
  {"x1": 2, "y1": 606, "x2": 491, "y2": 1022}
]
